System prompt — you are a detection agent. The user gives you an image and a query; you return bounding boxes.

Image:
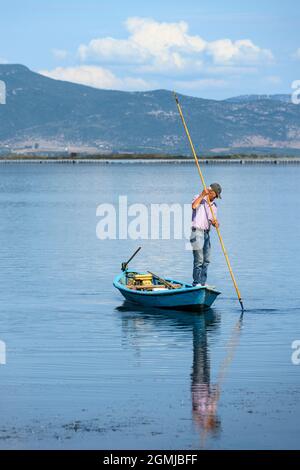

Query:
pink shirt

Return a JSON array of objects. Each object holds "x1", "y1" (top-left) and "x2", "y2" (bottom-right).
[{"x1": 191, "y1": 195, "x2": 217, "y2": 230}]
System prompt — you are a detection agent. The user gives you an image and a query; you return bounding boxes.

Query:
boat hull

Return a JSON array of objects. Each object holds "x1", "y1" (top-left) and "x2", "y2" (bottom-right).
[{"x1": 113, "y1": 271, "x2": 220, "y2": 311}]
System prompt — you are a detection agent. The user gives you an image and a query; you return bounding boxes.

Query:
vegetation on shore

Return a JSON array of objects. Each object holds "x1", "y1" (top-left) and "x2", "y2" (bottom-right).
[{"x1": 1, "y1": 152, "x2": 300, "y2": 161}]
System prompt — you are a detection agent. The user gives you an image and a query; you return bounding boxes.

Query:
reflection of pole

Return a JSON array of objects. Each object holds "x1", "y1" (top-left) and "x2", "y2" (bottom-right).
[
  {"x1": 200, "y1": 313, "x2": 244, "y2": 446},
  {"x1": 216, "y1": 314, "x2": 244, "y2": 392}
]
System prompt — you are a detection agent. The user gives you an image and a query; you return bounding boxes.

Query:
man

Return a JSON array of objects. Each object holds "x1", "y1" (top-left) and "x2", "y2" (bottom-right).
[{"x1": 190, "y1": 183, "x2": 222, "y2": 287}]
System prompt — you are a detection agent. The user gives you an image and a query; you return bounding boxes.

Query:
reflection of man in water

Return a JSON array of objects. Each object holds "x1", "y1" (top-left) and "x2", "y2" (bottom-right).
[
  {"x1": 119, "y1": 304, "x2": 221, "y2": 436},
  {"x1": 191, "y1": 317, "x2": 220, "y2": 435}
]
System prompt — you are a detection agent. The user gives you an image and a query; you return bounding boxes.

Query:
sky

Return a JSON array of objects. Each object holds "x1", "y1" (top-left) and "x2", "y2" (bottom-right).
[{"x1": 1, "y1": 0, "x2": 299, "y2": 98}]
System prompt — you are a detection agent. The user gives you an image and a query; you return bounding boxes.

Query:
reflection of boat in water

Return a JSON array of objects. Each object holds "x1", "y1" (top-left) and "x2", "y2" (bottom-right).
[
  {"x1": 117, "y1": 302, "x2": 221, "y2": 438},
  {"x1": 114, "y1": 270, "x2": 220, "y2": 311}
]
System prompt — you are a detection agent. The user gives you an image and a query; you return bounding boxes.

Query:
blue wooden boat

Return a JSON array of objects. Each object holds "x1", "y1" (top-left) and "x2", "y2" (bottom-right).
[{"x1": 113, "y1": 270, "x2": 220, "y2": 311}]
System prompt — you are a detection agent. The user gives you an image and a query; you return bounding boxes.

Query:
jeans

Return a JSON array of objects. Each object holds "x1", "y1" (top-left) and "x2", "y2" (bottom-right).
[{"x1": 190, "y1": 228, "x2": 211, "y2": 286}]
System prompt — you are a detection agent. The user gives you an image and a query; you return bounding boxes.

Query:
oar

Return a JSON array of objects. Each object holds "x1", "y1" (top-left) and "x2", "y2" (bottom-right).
[
  {"x1": 148, "y1": 271, "x2": 177, "y2": 289},
  {"x1": 121, "y1": 246, "x2": 142, "y2": 271},
  {"x1": 173, "y1": 92, "x2": 244, "y2": 312}
]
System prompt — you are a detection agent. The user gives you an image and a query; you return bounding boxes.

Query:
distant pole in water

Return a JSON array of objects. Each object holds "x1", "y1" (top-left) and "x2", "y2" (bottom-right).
[{"x1": 173, "y1": 92, "x2": 244, "y2": 312}]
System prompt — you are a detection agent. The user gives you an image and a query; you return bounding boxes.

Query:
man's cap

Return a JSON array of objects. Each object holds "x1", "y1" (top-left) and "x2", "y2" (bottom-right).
[{"x1": 210, "y1": 182, "x2": 222, "y2": 199}]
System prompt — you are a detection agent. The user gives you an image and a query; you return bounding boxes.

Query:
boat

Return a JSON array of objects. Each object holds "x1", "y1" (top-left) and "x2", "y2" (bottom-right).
[{"x1": 113, "y1": 270, "x2": 220, "y2": 311}]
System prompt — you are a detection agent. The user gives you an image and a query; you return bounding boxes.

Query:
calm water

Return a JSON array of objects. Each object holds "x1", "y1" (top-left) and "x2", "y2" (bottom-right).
[{"x1": 0, "y1": 163, "x2": 299, "y2": 449}]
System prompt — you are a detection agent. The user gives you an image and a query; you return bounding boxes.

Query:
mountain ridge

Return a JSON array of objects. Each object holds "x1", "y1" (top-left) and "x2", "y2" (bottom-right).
[{"x1": 0, "y1": 64, "x2": 299, "y2": 155}]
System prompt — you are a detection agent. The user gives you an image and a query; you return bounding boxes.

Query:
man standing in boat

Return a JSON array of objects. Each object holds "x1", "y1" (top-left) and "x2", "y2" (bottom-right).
[{"x1": 190, "y1": 183, "x2": 222, "y2": 287}]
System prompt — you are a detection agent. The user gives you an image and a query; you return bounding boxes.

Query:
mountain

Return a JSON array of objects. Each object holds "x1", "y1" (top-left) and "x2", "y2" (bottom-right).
[
  {"x1": 225, "y1": 94, "x2": 291, "y2": 103},
  {"x1": 0, "y1": 64, "x2": 300, "y2": 155}
]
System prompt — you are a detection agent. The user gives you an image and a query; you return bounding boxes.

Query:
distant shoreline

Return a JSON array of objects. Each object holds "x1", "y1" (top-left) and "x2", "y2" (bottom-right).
[{"x1": 1, "y1": 153, "x2": 300, "y2": 164}]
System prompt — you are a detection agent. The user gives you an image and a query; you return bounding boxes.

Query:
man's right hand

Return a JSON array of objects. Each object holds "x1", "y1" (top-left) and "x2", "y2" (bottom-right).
[
  {"x1": 192, "y1": 188, "x2": 209, "y2": 210},
  {"x1": 201, "y1": 188, "x2": 209, "y2": 197}
]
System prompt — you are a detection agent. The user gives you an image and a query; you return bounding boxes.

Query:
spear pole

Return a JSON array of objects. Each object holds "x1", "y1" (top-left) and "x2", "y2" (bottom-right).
[{"x1": 173, "y1": 92, "x2": 244, "y2": 312}]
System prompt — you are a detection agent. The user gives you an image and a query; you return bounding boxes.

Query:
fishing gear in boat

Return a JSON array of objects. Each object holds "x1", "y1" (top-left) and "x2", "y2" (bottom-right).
[{"x1": 147, "y1": 271, "x2": 177, "y2": 290}]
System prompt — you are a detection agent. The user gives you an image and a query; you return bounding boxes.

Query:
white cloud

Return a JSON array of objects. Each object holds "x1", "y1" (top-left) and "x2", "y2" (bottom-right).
[
  {"x1": 293, "y1": 48, "x2": 300, "y2": 59},
  {"x1": 174, "y1": 78, "x2": 227, "y2": 90},
  {"x1": 39, "y1": 65, "x2": 153, "y2": 91},
  {"x1": 0, "y1": 57, "x2": 8, "y2": 64},
  {"x1": 52, "y1": 49, "x2": 68, "y2": 60},
  {"x1": 78, "y1": 17, "x2": 206, "y2": 72},
  {"x1": 265, "y1": 75, "x2": 281, "y2": 85},
  {"x1": 205, "y1": 65, "x2": 258, "y2": 76},
  {"x1": 207, "y1": 39, "x2": 273, "y2": 65},
  {"x1": 77, "y1": 17, "x2": 273, "y2": 72}
]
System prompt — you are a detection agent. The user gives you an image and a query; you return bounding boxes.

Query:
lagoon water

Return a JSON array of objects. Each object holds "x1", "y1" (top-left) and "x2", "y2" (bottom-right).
[{"x1": 0, "y1": 162, "x2": 299, "y2": 449}]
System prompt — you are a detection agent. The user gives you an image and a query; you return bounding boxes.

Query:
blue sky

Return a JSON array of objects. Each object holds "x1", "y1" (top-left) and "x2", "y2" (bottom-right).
[{"x1": 1, "y1": 0, "x2": 299, "y2": 98}]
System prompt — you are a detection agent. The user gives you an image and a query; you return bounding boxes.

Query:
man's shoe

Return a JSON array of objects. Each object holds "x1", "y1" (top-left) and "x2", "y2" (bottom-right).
[
  {"x1": 193, "y1": 283, "x2": 216, "y2": 289},
  {"x1": 202, "y1": 283, "x2": 216, "y2": 289}
]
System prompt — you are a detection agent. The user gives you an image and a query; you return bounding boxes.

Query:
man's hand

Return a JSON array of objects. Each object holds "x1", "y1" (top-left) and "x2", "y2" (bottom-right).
[
  {"x1": 201, "y1": 188, "x2": 209, "y2": 198},
  {"x1": 211, "y1": 219, "x2": 219, "y2": 229},
  {"x1": 192, "y1": 188, "x2": 210, "y2": 210}
]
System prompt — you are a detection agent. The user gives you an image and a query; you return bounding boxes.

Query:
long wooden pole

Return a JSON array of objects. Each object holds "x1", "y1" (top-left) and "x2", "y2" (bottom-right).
[{"x1": 173, "y1": 92, "x2": 244, "y2": 312}]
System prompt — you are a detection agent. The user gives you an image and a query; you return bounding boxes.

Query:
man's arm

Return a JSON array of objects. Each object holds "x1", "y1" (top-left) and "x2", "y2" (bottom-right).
[{"x1": 192, "y1": 188, "x2": 209, "y2": 210}]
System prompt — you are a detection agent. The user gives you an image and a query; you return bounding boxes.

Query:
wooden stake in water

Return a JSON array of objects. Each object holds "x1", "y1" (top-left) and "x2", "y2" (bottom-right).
[{"x1": 173, "y1": 92, "x2": 244, "y2": 312}]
